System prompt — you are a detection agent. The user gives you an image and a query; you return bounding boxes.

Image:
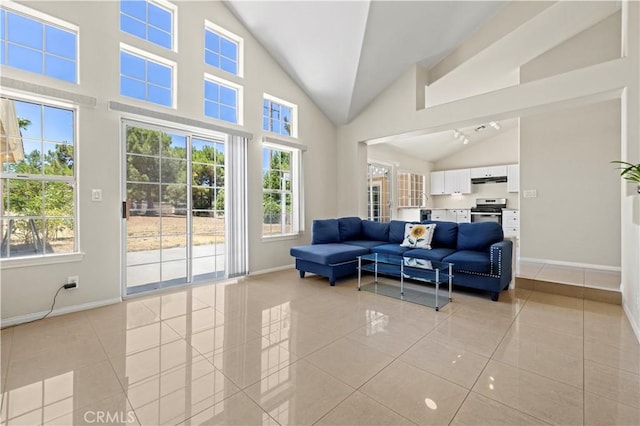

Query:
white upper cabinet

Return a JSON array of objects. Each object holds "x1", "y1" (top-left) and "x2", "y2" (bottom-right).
[
  {"x1": 443, "y1": 169, "x2": 471, "y2": 195},
  {"x1": 507, "y1": 164, "x2": 520, "y2": 192},
  {"x1": 458, "y1": 169, "x2": 471, "y2": 194},
  {"x1": 430, "y1": 171, "x2": 445, "y2": 195},
  {"x1": 470, "y1": 165, "x2": 508, "y2": 178}
]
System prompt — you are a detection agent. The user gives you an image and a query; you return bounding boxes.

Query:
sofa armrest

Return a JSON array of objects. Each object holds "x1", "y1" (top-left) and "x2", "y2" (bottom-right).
[{"x1": 490, "y1": 240, "x2": 513, "y2": 281}]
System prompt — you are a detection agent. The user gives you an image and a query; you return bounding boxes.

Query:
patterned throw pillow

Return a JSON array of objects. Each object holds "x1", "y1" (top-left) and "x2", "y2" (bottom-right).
[{"x1": 400, "y1": 223, "x2": 436, "y2": 249}]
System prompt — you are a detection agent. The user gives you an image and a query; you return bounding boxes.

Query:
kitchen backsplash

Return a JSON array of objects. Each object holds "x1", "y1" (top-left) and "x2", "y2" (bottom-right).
[{"x1": 430, "y1": 182, "x2": 519, "y2": 210}]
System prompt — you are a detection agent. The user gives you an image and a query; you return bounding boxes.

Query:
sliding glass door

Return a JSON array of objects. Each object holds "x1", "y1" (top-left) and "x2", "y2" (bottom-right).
[{"x1": 123, "y1": 122, "x2": 226, "y2": 295}]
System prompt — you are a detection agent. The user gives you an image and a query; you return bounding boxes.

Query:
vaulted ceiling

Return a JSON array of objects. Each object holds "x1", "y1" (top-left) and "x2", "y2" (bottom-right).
[{"x1": 225, "y1": 1, "x2": 507, "y2": 125}]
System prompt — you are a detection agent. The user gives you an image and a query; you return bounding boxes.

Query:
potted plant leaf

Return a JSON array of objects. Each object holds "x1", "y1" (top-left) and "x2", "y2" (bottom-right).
[{"x1": 611, "y1": 160, "x2": 640, "y2": 193}]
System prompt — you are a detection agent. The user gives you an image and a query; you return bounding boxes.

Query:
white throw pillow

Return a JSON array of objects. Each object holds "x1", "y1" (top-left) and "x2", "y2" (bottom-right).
[{"x1": 400, "y1": 223, "x2": 436, "y2": 249}]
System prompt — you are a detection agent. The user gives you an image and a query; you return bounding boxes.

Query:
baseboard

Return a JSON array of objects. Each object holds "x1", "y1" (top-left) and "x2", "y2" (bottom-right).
[
  {"x1": 519, "y1": 257, "x2": 621, "y2": 272},
  {"x1": 1, "y1": 297, "x2": 122, "y2": 328},
  {"x1": 248, "y1": 264, "x2": 295, "y2": 276},
  {"x1": 622, "y1": 301, "x2": 640, "y2": 344},
  {"x1": 515, "y1": 277, "x2": 621, "y2": 304}
]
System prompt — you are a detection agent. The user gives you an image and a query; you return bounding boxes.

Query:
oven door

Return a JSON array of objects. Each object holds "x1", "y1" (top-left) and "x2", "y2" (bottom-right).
[{"x1": 471, "y1": 211, "x2": 502, "y2": 225}]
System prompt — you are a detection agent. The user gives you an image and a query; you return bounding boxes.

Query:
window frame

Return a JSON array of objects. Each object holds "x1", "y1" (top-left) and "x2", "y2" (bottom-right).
[
  {"x1": 119, "y1": 42, "x2": 176, "y2": 108},
  {"x1": 0, "y1": 92, "x2": 79, "y2": 263},
  {"x1": 203, "y1": 73, "x2": 243, "y2": 125},
  {"x1": 261, "y1": 141, "x2": 301, "y2": 239},
  {"x1": 119, "y1": 0, "x2": 177, "y2": 52},
  {"x1": 0, "y1": 1, "x2": 79, "y2": 84},
  {"x1": 204, "y1": 20, "x2": 243, "y2": 78},
  {"x1": 397, "y1": 170, "x2": 426, "y2": 208},
  {"x1": 263, "y1": 94, "x2": 298, "y2": 138}
]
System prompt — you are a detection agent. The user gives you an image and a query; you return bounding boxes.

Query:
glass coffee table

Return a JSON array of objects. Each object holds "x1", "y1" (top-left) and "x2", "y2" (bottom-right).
[{"x1": 357, "y1": 253, "x2": 453, "y2": 311}]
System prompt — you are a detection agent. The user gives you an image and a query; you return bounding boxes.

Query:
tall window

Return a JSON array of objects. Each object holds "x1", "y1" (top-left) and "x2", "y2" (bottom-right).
[
  {"x1": 120, "y1": 45, "x2": 174, "y2": 107},
  {"x1": 397, "y1": 171, "x2": 426, "y2": 207},
  {"x1": 262, "y1": 143, "x2": 299, "y2": 237},
  {"x1": 204, "y1": 74, "x2": 240, "y2": 124},
  {"x1": 204, "y1": 22, "x2": 242, "y2": 76},
  {"x1": 0, "y1": 6, "x2": 77, "y2": 83},
  {"x1": 1, "y1": 97, "x2": 76, "y2": 258},
  {"x1": 263, "y1": 95, "x2": 297, "y2": 138},
  {"x1": 120, "y1": 0, "x2": 175, "y2": 50}
]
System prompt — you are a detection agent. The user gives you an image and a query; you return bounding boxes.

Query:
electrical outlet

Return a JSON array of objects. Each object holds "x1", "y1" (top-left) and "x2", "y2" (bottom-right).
[
  {"x1": 66, "y1": 275, "x2": 79, "y2": 289},
  {"x1": 91, "y1": 189, "x2": 102, "y2": 202},
  {"x1": 523, "y1": 189, "x2": 537, "y2": 198}
]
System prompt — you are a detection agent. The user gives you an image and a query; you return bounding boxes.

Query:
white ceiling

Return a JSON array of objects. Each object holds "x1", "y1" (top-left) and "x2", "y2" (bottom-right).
[
  {"x1": 226, "y1": 1, "x2": 619, "y2": 163},
  {"x1": 225, "y1": 1, "x2": 507, "y2": 125},
  {"x1": 378, "y1": 118, "x2": 519, "y2": 162}
]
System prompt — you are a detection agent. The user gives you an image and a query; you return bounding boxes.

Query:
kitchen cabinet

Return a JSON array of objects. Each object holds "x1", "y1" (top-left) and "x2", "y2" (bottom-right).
[
  {"x1": 431, "y1": 209, "x2": 447, "y2": 221},
  {"x1": 435, "y1": 209, "x2": 470, "y2": 223},
  {"x1": 439, "y1": 169, "x2": 471, "y2": 195},
  {"x1": 431, "y1": 169, "x2": 471, "y2": 196},
  {"x1": 445, "y1": 209, "x2": 470, "y2": 223},
  {"x1": 430, "y1": 171, "x2": 445, "y2": 195},
  {"x1": 445, "y1": 209, "x2": 457, "y2": 222},
  {"x1": 502, "y1": 209, "x2": 519, "y2": 238},
  {"x1": 470, "y1": 165, "x2": 508, "y2": 179},
  {"x1": 507, "y1": 164, "x2": 519, "y2": 193},
  {"x1": 455, "y1": 209, "x2": 471, "y2": 223}
]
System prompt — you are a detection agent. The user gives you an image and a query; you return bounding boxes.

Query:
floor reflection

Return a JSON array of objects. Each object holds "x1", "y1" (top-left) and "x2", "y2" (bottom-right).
[{"x1": 1, "y1": 270, "x2": 638, "y2": 425}]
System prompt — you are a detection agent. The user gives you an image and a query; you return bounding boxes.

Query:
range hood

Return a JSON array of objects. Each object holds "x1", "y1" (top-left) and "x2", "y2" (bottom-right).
[{"x1": 471, "y1": 176, "x2": 507, "y2": 184}]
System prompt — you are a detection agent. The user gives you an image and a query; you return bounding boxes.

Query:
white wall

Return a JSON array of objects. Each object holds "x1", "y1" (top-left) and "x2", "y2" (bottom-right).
[
  {"x1": 520, "y1": 100, "x2": 621, "y2": 267},
  {"x1": 336, "y1": 2, "x2": 638, "y2": 339},
  {"x1": 621, "y1": 1, "x2": 640, "y2": 341},
  {"x1": 518, "y1": 9, "x2": 621, "y2": 267},
  {"x1": 0, "y1": 1, "x2": 337, "y2": 322}
]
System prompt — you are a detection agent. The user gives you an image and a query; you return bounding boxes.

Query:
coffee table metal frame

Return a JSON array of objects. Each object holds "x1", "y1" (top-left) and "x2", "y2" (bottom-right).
[{"x1": 357, "y1": 253, "x2": 453, "y2": 311}]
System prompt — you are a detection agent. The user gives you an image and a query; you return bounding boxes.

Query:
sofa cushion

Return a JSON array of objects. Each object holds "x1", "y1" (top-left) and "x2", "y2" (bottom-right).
[
  {"x1": 338, "y1": 216, "x2": 362, "y2": 241},
  {"x1": 401, "y1": 223, "x2": 436, "y2": 249},
  {"x1": 456, "y1": 222, "x2": 503, "y2": 251},
  {"x1": 404, "y1": 248, "x2": 456, "y2": 262},
  {"x1": 422, "y1": 220, "x2": 458, "y2": 249},
  {"x1": 312, "y1": 219, "x2": 340, "y2": 244},
  {"x1": 290, "y1": 243, "x2": 368, "y2": 265},
  {"x1": 389, "y1": 220, "x2": 408, "y2": 243},
  {"x1": 371, "y1": 243, "x2": 411, "y2": 256},
  {"x1": 361, "y1": 220, "x2": 390, "y2": 241},
  {"x1": 443, "y1": 250, "x2": 491, "y2": 274},
  {"x1": 343, "y1": 240, "x2": 388, "y2": 249}
]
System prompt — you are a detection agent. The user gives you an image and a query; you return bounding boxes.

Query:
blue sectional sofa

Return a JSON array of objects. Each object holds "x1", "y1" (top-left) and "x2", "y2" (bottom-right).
[{"x1": 290, "y1": 217, "x2": 513, "y2": 301}]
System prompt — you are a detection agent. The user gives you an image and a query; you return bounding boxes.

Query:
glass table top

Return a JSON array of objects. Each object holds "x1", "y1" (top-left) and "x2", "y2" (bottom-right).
[{"x1": 359, "y1": 253, "x2": 451, "y2": 272}]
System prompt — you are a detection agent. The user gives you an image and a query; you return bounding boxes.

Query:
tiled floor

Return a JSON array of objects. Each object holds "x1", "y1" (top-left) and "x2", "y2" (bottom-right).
[
  {"x1": 1, "y1": 269, "x2": 639, "y2": 425},
  {"x1": 516, "y1": 260, "x2": 622, "y2": 290}
]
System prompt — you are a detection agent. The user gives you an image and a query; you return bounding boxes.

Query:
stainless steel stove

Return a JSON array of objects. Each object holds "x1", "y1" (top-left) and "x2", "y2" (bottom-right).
[{"x1": 470, "y1": 198, "x2": 507, "y2": 224}]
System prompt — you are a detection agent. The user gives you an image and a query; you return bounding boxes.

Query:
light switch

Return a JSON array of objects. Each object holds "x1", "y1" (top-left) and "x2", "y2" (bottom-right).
[
  {"x1": 523, "y1": 189, "x2": 537, "y2": 198},
  {"x1": 91, "y1": 189, "x2": 103, "y2": 202}
]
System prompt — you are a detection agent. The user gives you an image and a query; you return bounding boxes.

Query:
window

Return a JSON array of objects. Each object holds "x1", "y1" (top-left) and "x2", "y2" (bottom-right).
[
  {"x1": 120, "y1": 45, "x2": 174, "y2": 107},
  {"x1": 0, "y1": 5, "x2": 77, "y2": 83},
  {"x1": 263, "y1": 95, "x2": 297, "y2": 138},
  {"x1": 262, "y1": 143, "x2": 300, "y2": 237},
  {"x1": 1, "y1": 97, "x2": 76, "y2": 258},
  {"x1": 204, "y1": 22, "x2": 242, "y2": 76},
  {"x1": 204, "y1": 74, "x2": 241, "y2": 124},
  {"x1": 398, "y1": 171, "x2": 426, "y2": 207},
  {"x1": 120, "y1": 0, "x2": 175, "y2": 50}
]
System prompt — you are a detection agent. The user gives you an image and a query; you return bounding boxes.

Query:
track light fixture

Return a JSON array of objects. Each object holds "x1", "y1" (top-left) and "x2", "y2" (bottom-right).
[
  {"x1": 489, "y1": 121, "x2": 501, "y2": 130},
  {"x1": 453, "y1": 129, "x2": 470, "y2": 144}
]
